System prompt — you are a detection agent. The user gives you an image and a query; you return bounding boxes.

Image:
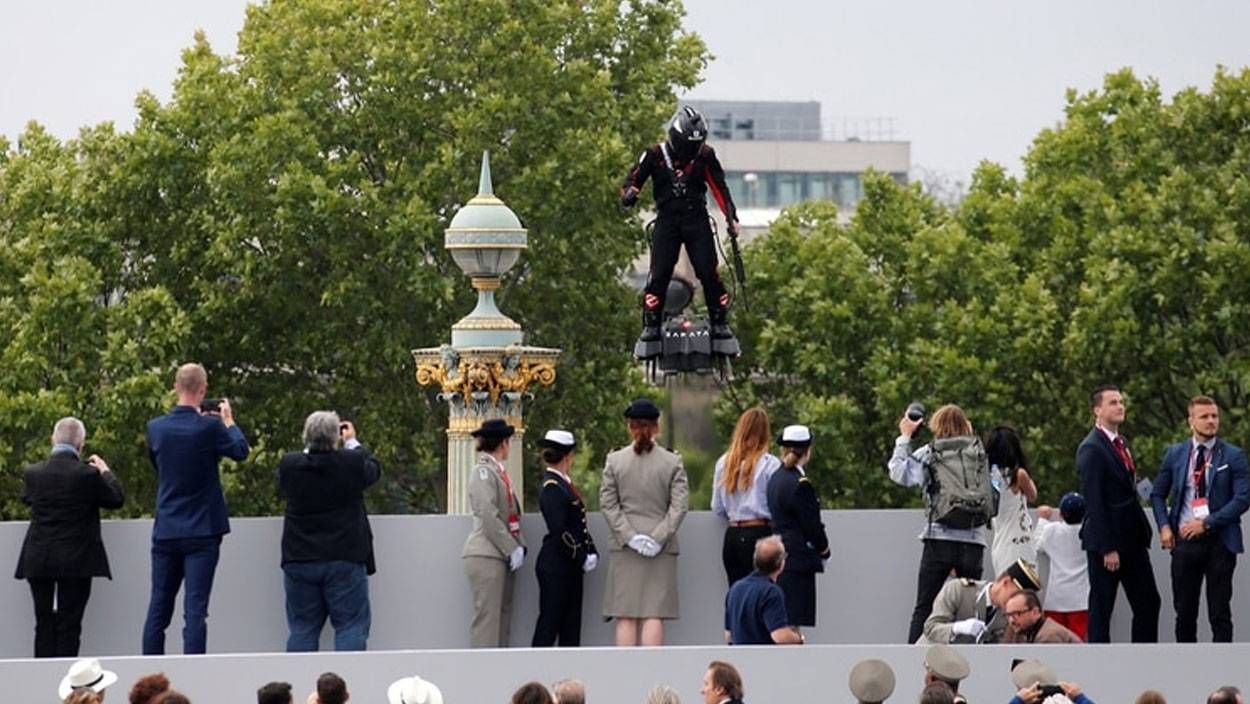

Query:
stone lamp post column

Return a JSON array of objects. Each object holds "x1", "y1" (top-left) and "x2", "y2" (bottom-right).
[{"x1": 412, "y1": 152, "x2": 561, "y2": 514}]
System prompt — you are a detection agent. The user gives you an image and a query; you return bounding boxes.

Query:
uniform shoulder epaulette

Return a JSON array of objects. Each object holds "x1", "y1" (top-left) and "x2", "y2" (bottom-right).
[
  {"x1": 543, "y1": 479, "x2": 559, "y2": 488},
  {"x1": 798, "y1": 476, "x2": 810, "y2": 483},
  {"x1": 959, "y1": 577, "x2": 977, "y2": 587}
]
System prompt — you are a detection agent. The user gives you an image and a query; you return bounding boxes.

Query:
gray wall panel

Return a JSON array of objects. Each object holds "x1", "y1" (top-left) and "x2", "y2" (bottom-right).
[
  {"x1": 1, "y1": 510, "x2": 1245, "y2": 658},
  {"x1": 1, "y1": 644, "x2": 1246, "y2": 704}
]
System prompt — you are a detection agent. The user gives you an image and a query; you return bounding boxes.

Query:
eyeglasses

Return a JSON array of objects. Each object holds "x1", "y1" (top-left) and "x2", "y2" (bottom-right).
[{"x1": 1005, "y1": 608, "x2": 1036, "y2": 618}]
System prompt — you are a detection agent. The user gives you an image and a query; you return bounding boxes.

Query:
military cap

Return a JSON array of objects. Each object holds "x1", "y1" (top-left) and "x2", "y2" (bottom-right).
[
  {"x1": 1002, "y1": 558, "x2": 1042, "y2": 592},
  {"x1": 925, "y1": 644, "x2": 970, "y2": 684},
  {"x1": 777, "y1": 424, "x2": 813, "y2": 448},
  {"x1": 848, "y1": 658, "x2": 896, "y2": 703},
  {"x1": 1009, "y1": 659, "x2": 1059, "y2": 690},
  {"x1": 623, "y1": 398, "x2": 661, "y2": 420},
  {"x1": 539, "y1": 429, "x2": 576, "y2": 450},
  {"x1": 471, "y1": 418, "x2": 515, "y2": 439}
]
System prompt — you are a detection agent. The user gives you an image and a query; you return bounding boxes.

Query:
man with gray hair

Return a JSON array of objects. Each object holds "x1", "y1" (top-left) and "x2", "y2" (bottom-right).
[
  {"x1": 552, "y1": 679, "x2": 585, "y2": 704},
  {"x1": 277, "y1": 411, "x2": 381, "y2": 651},
  {"x1": 15, "y1": 417, "x2": 125, "y2": 657},
  {"x1": 723, "y1": 535, "x2": 802, "y2": 644}
]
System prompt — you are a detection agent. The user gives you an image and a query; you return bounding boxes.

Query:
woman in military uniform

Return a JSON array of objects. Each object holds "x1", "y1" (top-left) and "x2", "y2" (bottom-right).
[
  {"x1": 531, "y1": 429, "x2": 598, "y2": 647},
  {"x1": 765, "y1": 424, "x2": 830, "y2": 633},
  {"x1": 461, "y1": 419, "x2": 526, "y2": 647},
  {"x1": 600, "y1": 398, "x2": 689, "y2": 646}
]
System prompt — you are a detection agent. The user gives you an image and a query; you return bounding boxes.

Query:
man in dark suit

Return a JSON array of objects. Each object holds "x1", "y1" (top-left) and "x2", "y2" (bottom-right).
[
  {"x1": 142, "y1": 363, "x2": 250, "y2": 655},
  {"x1": 1150, "y1": 395, "x2": 1250, "y2": 642},
  {"x1": 14, "y1": 417, "x2": 125, "y2": 657},
  {"x1": 278, "y1": 412, "x2": 381, "y2": 651},
  {"x1": 1077, "y1": 384, "x2": 1160, "y2": 642}
]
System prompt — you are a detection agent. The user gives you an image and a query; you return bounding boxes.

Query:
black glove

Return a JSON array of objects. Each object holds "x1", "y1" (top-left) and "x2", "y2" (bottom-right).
[{"x1": 621, "y1": 186, "x2": 640, "y2": 208}]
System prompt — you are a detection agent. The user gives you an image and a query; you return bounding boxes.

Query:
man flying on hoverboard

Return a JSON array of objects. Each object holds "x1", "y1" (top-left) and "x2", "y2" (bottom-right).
[{"x1": 621, "y1": 105, "x2": 742, "y2": 360}]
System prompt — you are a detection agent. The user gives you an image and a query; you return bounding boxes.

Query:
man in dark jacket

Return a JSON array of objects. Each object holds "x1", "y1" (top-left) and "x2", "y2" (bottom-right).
[
  {"x1": 1077, "y1": 384, "x2": 1160, "y2": 643},
  {"x1": 15, "y1": 417, "x2": 125, "y2": 657},
  {"x1": 278, "y1": 411, "x2": 381, "y2": 651},
  {"x1": 1150, "y1": 395, "x2": 1250, "y2": 642},
  {"x1": 142, "y1": 362, "x2": 250, "y2": 655}
]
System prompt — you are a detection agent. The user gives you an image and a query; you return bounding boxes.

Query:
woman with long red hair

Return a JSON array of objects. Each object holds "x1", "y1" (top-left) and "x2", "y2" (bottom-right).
[
  {"x1": 600, "y1": 398, "x2": 690, "y2": 646},
  {"x1": 712, "y1": 407, "x2": 782, "y2": 585}
]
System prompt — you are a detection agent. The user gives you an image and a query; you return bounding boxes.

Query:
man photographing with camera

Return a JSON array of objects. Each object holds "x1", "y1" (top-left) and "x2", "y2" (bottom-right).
[{"x1": 142, "y1": 363, "x2": 250, "y2": 655}]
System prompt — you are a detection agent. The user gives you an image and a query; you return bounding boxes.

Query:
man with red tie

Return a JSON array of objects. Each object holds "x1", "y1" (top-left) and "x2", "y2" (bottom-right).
[
  {"x1": 1077, "y1": 384, "x2": 1160, "y2": 642},
  {"x1": 1150, "y1": 396, "x2": 1250, "y2": 642}
]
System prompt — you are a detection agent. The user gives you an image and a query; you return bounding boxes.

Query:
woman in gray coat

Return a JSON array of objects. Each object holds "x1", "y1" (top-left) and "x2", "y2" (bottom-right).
[{"x1": 600, "y1": 398, "x2": 689, "y2": 646}]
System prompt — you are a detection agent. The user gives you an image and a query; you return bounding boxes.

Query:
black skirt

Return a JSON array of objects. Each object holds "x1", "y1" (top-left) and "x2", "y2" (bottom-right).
[{"x1": 777, "y1": 568, "x2": 817, "y2": 626}]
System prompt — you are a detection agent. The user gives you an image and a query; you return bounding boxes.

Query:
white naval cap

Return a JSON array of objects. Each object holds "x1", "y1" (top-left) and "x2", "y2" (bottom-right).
[
  {"x1": 777, "y1": 424, "x2": 813, "y2": 447},
  {"x1": 540, "y1": 429, "x2": 576, "y2": 449}
]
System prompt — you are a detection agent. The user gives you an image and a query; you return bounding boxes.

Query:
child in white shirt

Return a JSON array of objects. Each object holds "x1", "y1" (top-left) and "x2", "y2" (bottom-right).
[{"x1": 1034, "y1": 492, "x2": 1090, "y2": 641}]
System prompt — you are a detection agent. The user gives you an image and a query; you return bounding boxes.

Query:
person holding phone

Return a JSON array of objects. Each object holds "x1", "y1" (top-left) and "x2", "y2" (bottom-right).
[
  {"x1": 142, "y1": 363, "x2": 250, "y2": 655},
  {"x1": 1149, "y1": 395, "x2": 1250, "y2": 642}
]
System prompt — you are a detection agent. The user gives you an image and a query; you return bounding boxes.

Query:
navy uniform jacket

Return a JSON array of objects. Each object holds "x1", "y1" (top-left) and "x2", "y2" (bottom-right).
[
  {"x1": 766, "y1": 465, "x2": 829, "y2": 573},
  {"x1": 1150, "y1": 437, "x2": 1250, "y2": 554},
  {"x1": 15, "y1": 450, "x2": 125, "y2": 579},
  {"x1": 537, "y1": 469, "x2": 597, "y2": 572},
  {"x1": 147, "y1": 405, "x2": 250, "y2": 540},
  {"x1": 277, "y1": 444, "x2": 382, "y2": 573},
  {"x1": 1077, "y1": 427, "x2": 1152, "y2": 554}
]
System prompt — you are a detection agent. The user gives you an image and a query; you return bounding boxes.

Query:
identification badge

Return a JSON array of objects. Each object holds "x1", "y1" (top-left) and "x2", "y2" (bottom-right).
[
  {"x1": 508, "y1": 518, "x2": 521, "y2": 533},
  {"x1": 1193, "y1": 498, "x2": 1210, "y2": 520}
]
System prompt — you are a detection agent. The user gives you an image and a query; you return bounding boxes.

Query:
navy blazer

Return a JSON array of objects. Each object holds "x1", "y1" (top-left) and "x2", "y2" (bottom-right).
[
  {"x1": 15, "y1": 451, "x2": 125, "y2": 579},
  {"x1": 147, "y1": 406, "x2": 250, "y2": 540},
  {"x1": 1150, "y1": 437, "x2": 1250, "y2": 554},
  {"x1": 1077, "y1": 427, "x2": 1152, "y2": 554},
  {"x1": 536, "y1": 469, "x2": 597, "y2": 572},
  {"x1": 766, "y1": 465, "x2": 829, "y2": 573}
]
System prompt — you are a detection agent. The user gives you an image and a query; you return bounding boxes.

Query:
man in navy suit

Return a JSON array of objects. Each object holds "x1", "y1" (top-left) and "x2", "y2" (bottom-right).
[
  {"x1": 1077, "y1": 384, "x2": 1160, "y2": 642},
  {"x1": 1150, "y1": 395, "x2": 1250, "y2": 642},
  {"x1": 142, "y1": 363, "x2": 249, "y2": 655}
]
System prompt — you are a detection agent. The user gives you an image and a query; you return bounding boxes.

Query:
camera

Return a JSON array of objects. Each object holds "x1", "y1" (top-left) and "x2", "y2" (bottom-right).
[
  {"x1": 200, "y1": 399, "x2": 222, "y2": 414},
  {"x1": 1039, "y1": 685, "x2": 1065, "y2": 699},
  {"x1": 906, "y1": 401, "x2": 926, "y2": 423}
]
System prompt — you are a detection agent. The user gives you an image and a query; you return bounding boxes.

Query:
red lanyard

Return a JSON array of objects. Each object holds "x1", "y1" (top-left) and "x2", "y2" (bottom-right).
[{"x1": 489, "y1": 456, "x2": 521, "y2": 537}]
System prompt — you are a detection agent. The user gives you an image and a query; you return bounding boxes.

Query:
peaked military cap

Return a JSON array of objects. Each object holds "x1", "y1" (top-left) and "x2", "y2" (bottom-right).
[
  {"x1": 539, "y1": 429, "x2": 576, "y2": 450},
  {"x1": 1009, "y1": 659, "x2": 1059, "y2": 689},
  {"x1": 925, "y1": 643, "x2": 970, "y2": 684},
  {"x1": 1003, "y1": 558, "x2": 1042, "y2": 592},
  {"x1": 777, "y1": 424, "x2": 813, "y2": 448},
  {"x1": 848, "y1": 658, "x2": 896, "y2": 703}
]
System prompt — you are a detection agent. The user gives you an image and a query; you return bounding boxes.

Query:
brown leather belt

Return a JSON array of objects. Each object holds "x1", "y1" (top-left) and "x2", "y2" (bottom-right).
[{"x1": 729, "y1": 519, "x2": 770, "y2": 528}]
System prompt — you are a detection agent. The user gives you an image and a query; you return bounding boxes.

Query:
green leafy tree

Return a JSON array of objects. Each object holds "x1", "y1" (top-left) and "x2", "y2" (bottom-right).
[
  {"x1": 727, "y1": 67, "x2": 1250, "y2": 509},
  {"x1": 1, "y1": 0, "x2": 707, "y2": 518}
]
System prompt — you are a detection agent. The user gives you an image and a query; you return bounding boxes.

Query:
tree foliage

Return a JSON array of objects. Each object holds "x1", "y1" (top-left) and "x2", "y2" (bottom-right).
[
  {"x1": 728, "y1": 67, "x2": 1250, "y2": 508},
  {"x1": 1, "y1": 0, "x2": 706, "y2": 518}
]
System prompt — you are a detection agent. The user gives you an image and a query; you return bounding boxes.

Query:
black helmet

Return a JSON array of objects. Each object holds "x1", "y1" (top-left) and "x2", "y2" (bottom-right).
[{"x1": 667, "y1": 106, "x2": 707, "y2": 159}]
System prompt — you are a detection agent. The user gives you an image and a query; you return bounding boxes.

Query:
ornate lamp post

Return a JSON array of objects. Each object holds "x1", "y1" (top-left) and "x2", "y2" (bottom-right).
[{"x1": 413, "y1": 153, "x2": 561, "y2": 513}]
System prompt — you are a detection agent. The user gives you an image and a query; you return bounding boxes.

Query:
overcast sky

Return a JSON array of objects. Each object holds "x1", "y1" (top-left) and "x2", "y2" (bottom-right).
[{"x1": 3, "y1": 0, "x2": 1248, "y2": 181}]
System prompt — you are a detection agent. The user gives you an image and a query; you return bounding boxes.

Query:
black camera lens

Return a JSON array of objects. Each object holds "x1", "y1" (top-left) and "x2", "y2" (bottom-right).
[{"x1": 906, "y1": 401, "x2": 926, "y2": 422}]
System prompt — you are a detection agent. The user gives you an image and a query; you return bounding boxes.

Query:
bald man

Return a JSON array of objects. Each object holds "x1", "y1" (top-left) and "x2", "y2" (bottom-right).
[
  {"x1": 724, "y1": 535, "x2": 803, "y2": 645},
  {"x1": 142, "y1": 363, "x2": 250, "y2": 655}
]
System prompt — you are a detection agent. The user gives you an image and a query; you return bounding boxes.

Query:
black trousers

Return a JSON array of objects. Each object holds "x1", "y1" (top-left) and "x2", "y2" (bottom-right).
[
  {"x1": 1086, "y1": 547, "x2": 1161, "y2": 643},
  {"x1": 644, "y1": 209, "x2": 728, "y2": 315},
  {"x1": 907, "y1": 539, "x2": 984, "y2": 644},
  {"x1": 1171, "y1": 535, "x2": 1237, "y2": 642},
  {"x1": 532, "y1": 564, "x2": 583, "y2": 647},
  {"x1": 28, "y1": 577, "x2": 93, "y2": 658},
  {"x1": 722, "y1": 525, "x2": 773, "y2": 586}
]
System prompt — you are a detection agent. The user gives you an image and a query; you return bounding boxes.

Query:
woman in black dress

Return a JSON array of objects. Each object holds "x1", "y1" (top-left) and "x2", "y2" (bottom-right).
[{"x1": 765, "y1": 424, "x2": 830, "y2": 634}]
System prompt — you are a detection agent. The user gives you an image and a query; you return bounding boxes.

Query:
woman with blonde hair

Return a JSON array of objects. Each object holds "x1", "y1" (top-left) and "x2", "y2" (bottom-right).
[
  {"x1": 888, "y1": 402, "x2": 992, "y2": 643},
  {"x1": 600, "y1": 398, "x2": 690, "y2": 646},
  {"x1": 712, "y1": 407, "x2": 782, "y2": 585}
]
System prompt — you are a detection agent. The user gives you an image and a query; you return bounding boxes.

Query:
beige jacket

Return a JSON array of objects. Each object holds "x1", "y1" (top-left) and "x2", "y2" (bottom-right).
[
  {"x1": 461, "y1": 454, "x2": 525, "y2": 560},
  {"x1": 600, "y1": 444, "x2": 689, "y2": 554},
  {"x1": 1003, "y1": 616, "x2": 1083, "y2": 643},
  {"x1": 921, "y1": 577, "x2": 1009, "y2": 644}
]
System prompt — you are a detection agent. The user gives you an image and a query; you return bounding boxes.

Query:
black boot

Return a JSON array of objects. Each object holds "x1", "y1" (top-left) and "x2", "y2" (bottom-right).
[
  {"x1": 710, "y1": 309, "x2": 734, "y2": 340},
  {"x1": 639, "y1": 310, "x2": 662, "y2": 342}
]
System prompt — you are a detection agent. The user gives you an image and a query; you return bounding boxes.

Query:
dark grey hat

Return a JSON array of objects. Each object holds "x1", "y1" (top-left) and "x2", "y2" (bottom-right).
[
  {"x1": 471, "y1": 418, "x2": 515, "y2": 439},
  {"x1": 925, "y1": 644, "x2": 970, "y2": 684},
  {"x1": 849, "y1": 658, "x2": 896, "y2": 703},
  {"x1": 623, "y1": 398, "x2": 661, "y2": 420},
  {"x1": 1010, "y1": 659, "x2": 1059, "y2": 690}
]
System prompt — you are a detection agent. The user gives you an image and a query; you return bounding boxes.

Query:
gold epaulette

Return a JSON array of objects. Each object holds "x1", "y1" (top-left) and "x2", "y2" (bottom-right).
[{"x1": 543, "y1": 479, "x2": 559, "y2": 488}]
